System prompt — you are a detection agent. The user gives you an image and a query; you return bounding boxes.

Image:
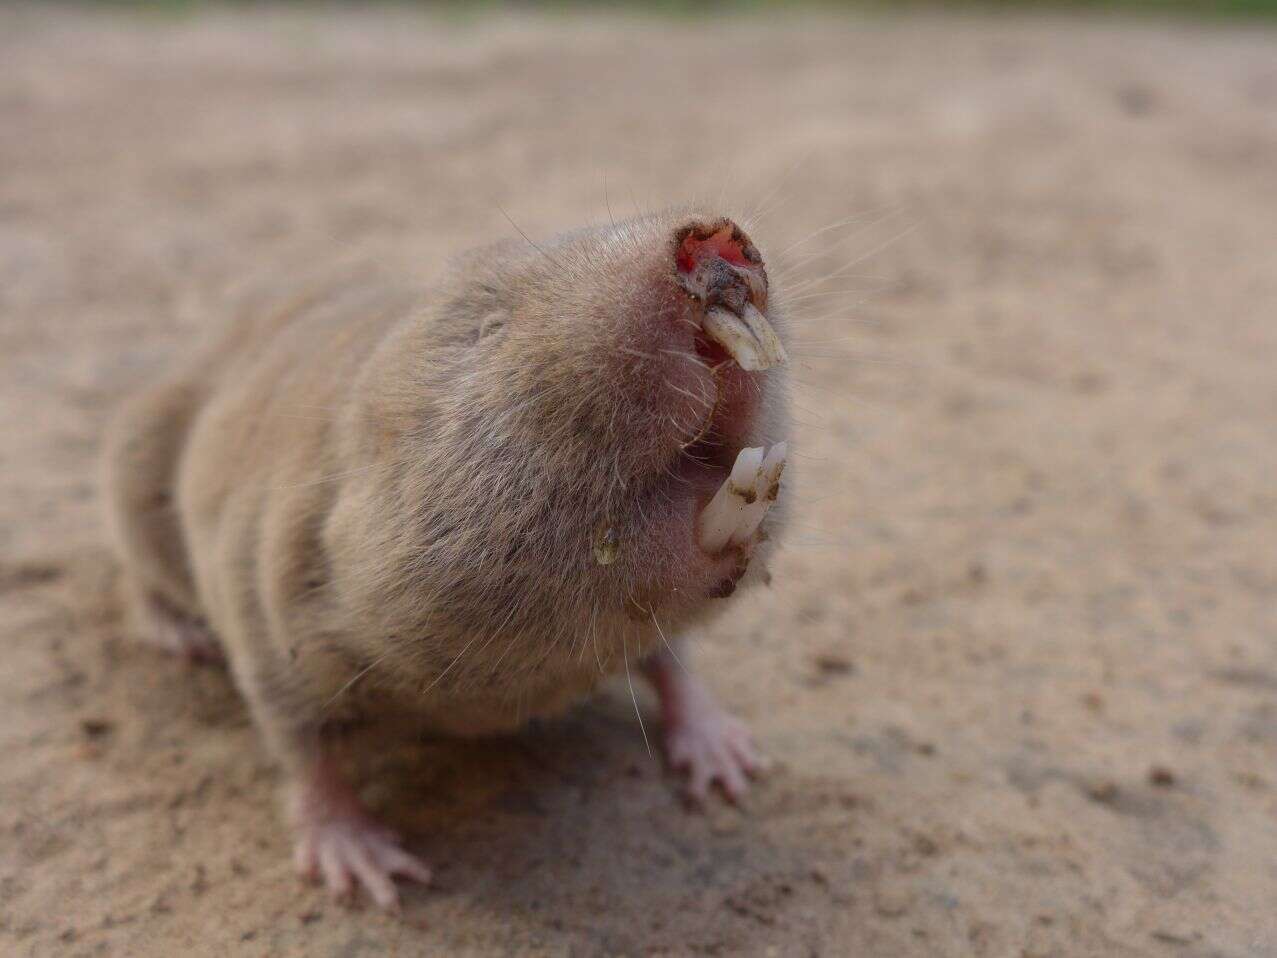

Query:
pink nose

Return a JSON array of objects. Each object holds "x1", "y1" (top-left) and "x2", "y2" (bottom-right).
[
  {"x1": 676, "y1": 225, "x2": 751, "y2": 272},
  {"x1": 674, "y1": 220, "x2": 768, "y2": 315}
]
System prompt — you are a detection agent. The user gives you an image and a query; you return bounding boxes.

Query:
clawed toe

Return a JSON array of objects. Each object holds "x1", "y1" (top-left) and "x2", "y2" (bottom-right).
[
  {"x1": 296, "y1": 817, "x2": 431, "y2": 910},
  {"x1": 667, "y1": 713, "x2": 767, "y2": 806}
]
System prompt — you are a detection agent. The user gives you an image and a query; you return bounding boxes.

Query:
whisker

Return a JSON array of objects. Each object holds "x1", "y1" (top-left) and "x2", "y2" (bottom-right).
[
  {"x1": 783, "y1": 284, "x2": 898, "y2": 306},
  {"x1": 622, "y1": 632, "x2": 652, "y2": 759},
  {"x1": 324, "y1": 650, "x2": 393, "y2": 710},
  {"x1": 419, "y1": 629, "x2": 484, "y2": 696},
  {"x1": 603, "y1": 174, "x2": 616, "y2": 229},
  {"x1": 649, "y1": 613, "x2": 687, "y2": 676},
  {"x1": 776, "y1": 206, "x2": 909, "y2": 284},
  {"x1": 772, "y1": 211, "x2": 893, "y2": 259},
  {"x1": 496, "y1": 202, "x2": 557, "y2": 266},
  {"x1": 744, "y1": 149, "x2": 815, "y2": 227},
  {"x1": 792, "y1": 224, "x2": 919, "y2": 297}
]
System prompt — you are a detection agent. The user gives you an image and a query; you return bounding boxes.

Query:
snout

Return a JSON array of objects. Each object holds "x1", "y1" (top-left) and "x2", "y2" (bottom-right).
[{"x1": 674, "y1": 219, "x2": 787, "y2": 373}]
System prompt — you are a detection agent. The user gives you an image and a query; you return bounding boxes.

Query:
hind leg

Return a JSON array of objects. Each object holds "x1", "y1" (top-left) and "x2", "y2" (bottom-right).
[{"x1": 103, "y1": 376, "x2": 218, "y2": 658}]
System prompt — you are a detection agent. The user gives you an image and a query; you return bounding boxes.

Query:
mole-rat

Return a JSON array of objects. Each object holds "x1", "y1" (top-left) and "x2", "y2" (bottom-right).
[{"x1": 103, "y1": 208, "x2": 791, "y2": 909}]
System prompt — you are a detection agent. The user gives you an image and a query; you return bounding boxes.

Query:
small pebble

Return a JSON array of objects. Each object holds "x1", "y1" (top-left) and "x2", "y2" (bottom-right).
[
  {"x1": 80, "y1": 718, "x2": 114, "y2": 739},
  {"x1": 874, "y1": 881, "x2": 914, "y2": 918},
  {"x1": 1085, "y1": 780, "x2": 1119, "y2": 805},
  {"x1": 814, "y1": 653, "x2": 854, "y2": 676}
]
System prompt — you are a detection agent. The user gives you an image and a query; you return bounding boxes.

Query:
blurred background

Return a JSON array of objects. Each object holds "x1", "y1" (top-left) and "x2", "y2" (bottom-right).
[{"x1": 3, "y1": 2, "x2": 1276, "y2": 955}]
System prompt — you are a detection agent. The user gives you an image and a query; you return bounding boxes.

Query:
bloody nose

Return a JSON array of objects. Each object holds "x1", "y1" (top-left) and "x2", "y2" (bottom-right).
[
  {"x1": 675, "y1": 222, "x2": 768, "y2": 315},
  {"x1": 674, "y1": 219, "x2": 784, "y2": 372}
]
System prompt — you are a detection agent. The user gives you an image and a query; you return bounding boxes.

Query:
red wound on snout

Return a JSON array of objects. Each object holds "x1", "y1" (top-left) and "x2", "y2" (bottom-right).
[{"x1": 676, "y1": 227, "x2": 750, "y2": 273}]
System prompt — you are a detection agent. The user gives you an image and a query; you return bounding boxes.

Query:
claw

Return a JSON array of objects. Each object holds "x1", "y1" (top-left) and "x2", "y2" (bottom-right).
[
  {"x1": 646, "y1": 647, "x2": 768, "y2": 807},
  {"x1": 292, "y1": 763, "x2": 431, "y2": 910},
  {"x1": 666, "y1": 708, "x2": 766, "y2": 805},
  {"x1": 297, "y1": 818, "x2": 431, "y2": 910}
]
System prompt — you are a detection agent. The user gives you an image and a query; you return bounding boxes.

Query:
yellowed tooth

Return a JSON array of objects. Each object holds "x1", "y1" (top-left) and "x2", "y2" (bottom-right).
[
  {"x1": 702, "y1": 305, "x2": 786, "y2": 371},
  {"x1": 703, "y1": 307, "x2": 764, "y2": 371},
  {"x1": 742, "y1": 302, "x2": 789, "y2": 368},
  {"x1": 736, "y1": 442, "x2": 787, "y2": 542},
  {"x1": 697, "y1": 446, "x2": 763, "y2": 554},
  {"x1": 696, "y1": 443, "x2": 788, "y2": 555}
]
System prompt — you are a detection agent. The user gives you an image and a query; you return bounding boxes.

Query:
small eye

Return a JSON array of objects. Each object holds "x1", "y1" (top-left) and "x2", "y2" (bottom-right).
[{"x1": 476, "y1": 311, "x2": 508, "y2": 342}]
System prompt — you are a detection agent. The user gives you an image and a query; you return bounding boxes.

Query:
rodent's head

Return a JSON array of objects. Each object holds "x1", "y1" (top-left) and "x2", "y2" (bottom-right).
[{"x1": 393, "y1": 209, "x2": 790, "y2": 672}]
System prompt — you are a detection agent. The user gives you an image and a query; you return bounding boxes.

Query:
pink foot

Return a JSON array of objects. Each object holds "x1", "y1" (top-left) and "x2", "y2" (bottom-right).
[
  {"x1": 291, "y1": 759, "x2": 431, "y2": 910},
  {"x1": 644, "y1": 644, "x2": 769, "y2": 804}
]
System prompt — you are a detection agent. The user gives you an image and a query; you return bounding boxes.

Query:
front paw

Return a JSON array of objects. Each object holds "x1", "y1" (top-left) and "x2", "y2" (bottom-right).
[
  {"x1": 664, "y1": 709, "x2": 769, "y2": 805},
  {"x1": 294, "y1": 812, "x2": 432, "y2": 910}
]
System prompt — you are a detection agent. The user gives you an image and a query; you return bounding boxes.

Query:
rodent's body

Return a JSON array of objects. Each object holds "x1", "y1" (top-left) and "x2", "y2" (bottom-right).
[
  {"x1": 108, "y1": 279, "x2": 601, "y2": 742},
  {"x1": 104, "y1": 209, "x2": 791, "y2": 907}
]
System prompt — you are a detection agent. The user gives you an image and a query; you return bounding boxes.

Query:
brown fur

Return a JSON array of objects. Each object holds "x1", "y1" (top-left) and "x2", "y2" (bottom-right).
[{"x1": 102, "y1": 208, "x2": 790, "y2": 775}]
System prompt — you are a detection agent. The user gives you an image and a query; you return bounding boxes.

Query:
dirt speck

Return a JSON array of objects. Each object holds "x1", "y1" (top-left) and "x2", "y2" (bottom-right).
[
  {"x1": 80, "y1": 718, "x2": 114, "y2": 739},
  {"x1": 1084, "y1": 780, "x2": 1120, "y2": 806},
  {"x1": 874, "y1": 880, "x2": 914, "y2": 918},
  {"x1": 813, "y1": 652, "x2": 855, "y2": 677}
]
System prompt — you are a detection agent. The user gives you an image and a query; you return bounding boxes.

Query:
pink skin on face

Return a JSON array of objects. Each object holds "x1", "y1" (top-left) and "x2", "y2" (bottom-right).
[{"x1": 676, "y1": 226, "x2": 751, "y2": 273}]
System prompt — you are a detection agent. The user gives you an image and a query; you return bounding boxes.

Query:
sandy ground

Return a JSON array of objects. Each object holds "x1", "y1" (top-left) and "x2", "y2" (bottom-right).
[{"x1": 2, "y1": 5, "x2": 1277, "y2": 956}]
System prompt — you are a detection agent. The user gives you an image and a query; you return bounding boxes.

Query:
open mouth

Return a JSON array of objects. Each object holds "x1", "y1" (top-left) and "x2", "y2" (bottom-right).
[
  {"x1": 681, "y1": 336, "x2": 788, "y2": 557},
  {"x1": 672, "y1": 220, "x2": 790, "y2": 558}
]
